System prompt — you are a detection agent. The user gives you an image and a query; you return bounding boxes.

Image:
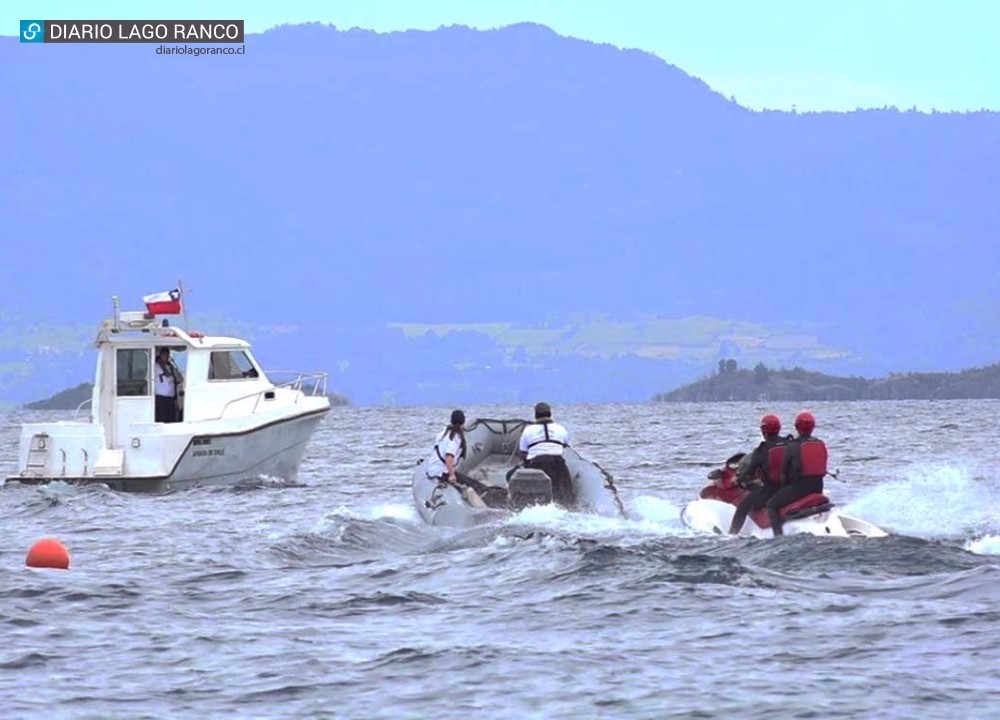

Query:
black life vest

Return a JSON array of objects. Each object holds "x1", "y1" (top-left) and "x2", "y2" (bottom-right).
[
  {"x1": 799, "y1": 438, "x2": 828, "y2": 478},
  {"x1": 525, "y1": 421, "x2": 568, "y2": 451}
]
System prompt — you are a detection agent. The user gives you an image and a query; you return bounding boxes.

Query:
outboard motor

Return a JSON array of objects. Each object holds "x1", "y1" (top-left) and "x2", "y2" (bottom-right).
[{"x1": 507, "y1": 468, "x2": 553, "y2": 511}]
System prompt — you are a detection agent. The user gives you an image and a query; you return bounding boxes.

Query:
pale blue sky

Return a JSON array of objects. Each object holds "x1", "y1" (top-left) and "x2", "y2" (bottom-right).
[{"x1": 6, "y1": 0, "x2": 998, "y2": 111}]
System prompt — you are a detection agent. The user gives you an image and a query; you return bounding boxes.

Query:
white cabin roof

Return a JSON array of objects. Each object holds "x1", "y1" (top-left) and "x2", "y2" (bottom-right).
[{"x1": 95, "y1": 315, "x2": 250, "y2": 350}]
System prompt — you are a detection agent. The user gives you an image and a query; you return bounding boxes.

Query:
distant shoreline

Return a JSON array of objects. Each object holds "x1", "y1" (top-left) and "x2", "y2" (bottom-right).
[
  {"x1": 654, "y1": 361, "x2": 1000, "y2": 402},
  {"x1": 21, "y1": 360, "x2": 1000, "y2": 409}
]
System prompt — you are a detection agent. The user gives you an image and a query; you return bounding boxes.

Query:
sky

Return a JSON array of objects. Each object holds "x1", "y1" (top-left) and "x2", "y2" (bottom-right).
[{"x1": 4, "y1": 0, "x2": 998, "y2": 112}]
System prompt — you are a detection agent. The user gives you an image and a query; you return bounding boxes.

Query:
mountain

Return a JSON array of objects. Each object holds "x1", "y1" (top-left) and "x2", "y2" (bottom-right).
[
  {"x1": 24, "y1": 382, "x2": 93, "y2": 410},
  {"x1": 2, "y1": 23, "x2": 999, "y2": 405},
  {"x1": 656, "y1": 361, "x2": 1000, "y2": 401}
]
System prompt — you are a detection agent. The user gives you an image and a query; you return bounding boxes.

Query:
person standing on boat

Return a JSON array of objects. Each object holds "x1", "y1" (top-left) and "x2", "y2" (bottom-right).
[
  {"x1": 768, "y1": 411, "x2": 828, "y2": 536},
  {"x1": 512, "y1": 402, "x2": 576, "y2": 508},
  {"x1": 426, "y1": 410, "x2": 508, "y2": 508},
  {"x1": 728, "y1": 414, "x2": 790, "y2": 534},
  {"x1": 154, "y1": 347, "x2": 184, "y2": 423}
]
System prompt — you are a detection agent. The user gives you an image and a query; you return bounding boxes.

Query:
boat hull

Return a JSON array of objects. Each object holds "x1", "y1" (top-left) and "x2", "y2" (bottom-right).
[{"x1": 6, "y1": 409, "x2": 327, "y2": 493}]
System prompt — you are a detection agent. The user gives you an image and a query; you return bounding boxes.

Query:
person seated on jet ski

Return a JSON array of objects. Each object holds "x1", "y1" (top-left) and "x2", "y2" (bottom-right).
[
  {"x1": 508, "y1": 402, "x2": 576, "y2": 508},
  {"x1": 728, "y1": 414, "x2": 791, "y2": 534},
  {"x1": 767, "y1": 411, "x2": 828, "y2": 536},
  {"x1": 427, "y1": 410, "x2": 508, "y2": 509}
]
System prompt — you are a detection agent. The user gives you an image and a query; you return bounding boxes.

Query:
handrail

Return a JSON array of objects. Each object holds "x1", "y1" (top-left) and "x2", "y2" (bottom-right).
[
  {"x1": 265, "y1": 370, "x2": 329, "y2": 396},
  {"x1": 213, "y1": 370, "x2": 329, "y2": 420},
  {"x1": 74, "y1": 397, "x2": 93, "y2": 420}
]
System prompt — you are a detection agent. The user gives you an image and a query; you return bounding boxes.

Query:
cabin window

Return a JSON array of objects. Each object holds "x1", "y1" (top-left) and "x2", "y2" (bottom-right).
[
  {"x1": 208, "y1": 350, "x2": 260, "y2": 381},
  {"x1": 116, "y1": 348, "x2": 150, "y2": 396}
]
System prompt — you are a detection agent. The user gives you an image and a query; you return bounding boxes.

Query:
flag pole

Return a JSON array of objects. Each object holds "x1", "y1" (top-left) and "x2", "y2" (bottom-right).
[{"x1": 178, "y1": 279, "x2": 190, "y2": 330}]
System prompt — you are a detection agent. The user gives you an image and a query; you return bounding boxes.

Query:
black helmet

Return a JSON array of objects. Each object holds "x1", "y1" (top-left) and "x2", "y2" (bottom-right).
[{"x1": 534, "y1": 402, "x2": 552, "y2": 420}]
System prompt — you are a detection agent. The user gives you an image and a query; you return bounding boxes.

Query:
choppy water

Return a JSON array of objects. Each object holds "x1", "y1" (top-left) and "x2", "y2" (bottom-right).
[{"x1": 1, "y1": 400, "x2": 998, "y2": 719}]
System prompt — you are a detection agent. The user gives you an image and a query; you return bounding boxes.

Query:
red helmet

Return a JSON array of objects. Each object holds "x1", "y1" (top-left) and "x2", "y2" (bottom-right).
[
  {"x1": 794, "y1": 411, "x2": 816, "y2": 434},
  {"x1": 759, "y1": 414, "x2": 781, "y2": 436}
]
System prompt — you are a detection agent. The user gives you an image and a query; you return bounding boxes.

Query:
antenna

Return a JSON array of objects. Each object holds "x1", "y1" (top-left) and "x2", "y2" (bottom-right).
[{"x1": 112, "y1": 295, "x2": 120, "y2": 330}]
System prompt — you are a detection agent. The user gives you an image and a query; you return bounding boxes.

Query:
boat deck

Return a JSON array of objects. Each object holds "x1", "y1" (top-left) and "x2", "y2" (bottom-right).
[{"x1": 465, "y1": 452, "x2": 520, "y2": 488}]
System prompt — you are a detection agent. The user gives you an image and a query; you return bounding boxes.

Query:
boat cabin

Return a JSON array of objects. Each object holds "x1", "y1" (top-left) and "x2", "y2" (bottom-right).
[{"x1": 92, "y1": 312, "x2": 277, "y2": 440}]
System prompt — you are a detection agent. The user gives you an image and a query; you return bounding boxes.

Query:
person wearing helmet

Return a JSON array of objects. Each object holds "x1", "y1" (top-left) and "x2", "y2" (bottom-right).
[
  {"x1": 425, "y1": 410, "x2": 508, "y2": 508},
  {"x1": 728, "y1": 414, "x2": 792, "y2": 534},
  {"x1": 510, "y1": 402, "x2": 575, "y2": 508},
  {"x1": 766, "y1": 411, "x2": 828, "y2": 535}
]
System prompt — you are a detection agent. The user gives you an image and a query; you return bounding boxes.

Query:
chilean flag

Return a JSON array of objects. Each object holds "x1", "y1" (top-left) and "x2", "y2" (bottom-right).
[{"x1": 143, "y1": 289, "x2": 182, "y2": 315}]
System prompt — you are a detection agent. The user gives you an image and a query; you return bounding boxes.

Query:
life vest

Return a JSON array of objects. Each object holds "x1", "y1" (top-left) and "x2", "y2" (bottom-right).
[
  {"x1": 155, "y1": 359, "x2": 180, "y2": 397},
  {"x1": 765, "y1": 440, "x2": 787, "y2": 484},
  {"x1": 799, "y1": 438, "x2": 828, "y2": 478},
  {"x1": 525, "y1": 421, "x2": 568, "y2": 451},
  {"x1": 433, "y1": 427, "x2": 467, "y2": 464}
]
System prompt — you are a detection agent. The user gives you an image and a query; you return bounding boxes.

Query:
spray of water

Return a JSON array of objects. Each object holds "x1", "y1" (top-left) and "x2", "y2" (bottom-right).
[
  {"x1": 844, "y1": 465, "x2": 999, "y2": 540},
  {"x1": 966, "y1": 535, "x2": 1000, "y2": 555}
]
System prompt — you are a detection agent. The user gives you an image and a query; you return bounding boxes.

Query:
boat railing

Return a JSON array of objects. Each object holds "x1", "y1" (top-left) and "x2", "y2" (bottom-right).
[
  {"x1": 74, "y1": 398, "x2": 93, "y2": 420},
  {"x1": 265, "y1": 370, "x2": 329, "y2": 397},
  {"x1": 216, "y1": 370, "x2": 329, "y2": 419}
]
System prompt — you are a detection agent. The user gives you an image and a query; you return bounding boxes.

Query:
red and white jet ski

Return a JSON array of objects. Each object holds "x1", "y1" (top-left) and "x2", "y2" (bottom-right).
[{"x1": 680, "y1": 453, "x2": 888, "y2": 538}]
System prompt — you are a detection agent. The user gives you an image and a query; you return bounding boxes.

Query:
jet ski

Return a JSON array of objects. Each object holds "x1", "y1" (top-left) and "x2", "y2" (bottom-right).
[
  {"x1": 412, "y1": 418, "x2": 625, "y2": 528},
  {"x1": 680, "y1": 453, "x2": 888, "y2": 538}
]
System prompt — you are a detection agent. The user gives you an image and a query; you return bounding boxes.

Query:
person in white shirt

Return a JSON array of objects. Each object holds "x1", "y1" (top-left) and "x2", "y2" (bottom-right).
[
  {"x1": 154, "y1": 347, "x2": 184, "y2": 423},
  {"x1": 425, "y1": 410, "x2": 508, "y2": 508},
  {"x1": 510, "y1": 402, "x2": 576, "y2": 508}
]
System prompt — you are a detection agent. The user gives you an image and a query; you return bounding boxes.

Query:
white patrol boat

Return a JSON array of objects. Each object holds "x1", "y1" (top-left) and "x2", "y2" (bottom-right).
[{"x1": 6, "y1": 296, "x2": 331, "y2": 493}]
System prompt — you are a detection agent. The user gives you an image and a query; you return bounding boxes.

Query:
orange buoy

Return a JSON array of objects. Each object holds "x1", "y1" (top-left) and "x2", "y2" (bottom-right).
[{"x1": 25, "y1": 538, "x2": 70, "y2": 570}]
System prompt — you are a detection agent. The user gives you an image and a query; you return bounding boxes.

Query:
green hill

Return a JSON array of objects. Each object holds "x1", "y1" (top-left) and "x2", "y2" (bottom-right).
[
  {"x1": 654, "y1": 360, "x2": 1000, "y2": 402},
  {"x1": 24, "y1": 382, "x2": 94, "y2": 410}
]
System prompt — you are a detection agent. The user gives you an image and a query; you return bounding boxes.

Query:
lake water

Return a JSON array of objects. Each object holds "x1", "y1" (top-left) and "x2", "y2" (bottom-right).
[{"x1": 1, "y1": 400, "x2": 998, "y2": 719}]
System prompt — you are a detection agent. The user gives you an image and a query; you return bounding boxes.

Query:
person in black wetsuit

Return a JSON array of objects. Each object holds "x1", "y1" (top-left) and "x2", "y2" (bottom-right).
[
  {"x1": 767, "y1": 411, "x2": 828, "y2": 536},
  {"x1": 728, "y1": 414, "x2": 791, "y2": 534}
]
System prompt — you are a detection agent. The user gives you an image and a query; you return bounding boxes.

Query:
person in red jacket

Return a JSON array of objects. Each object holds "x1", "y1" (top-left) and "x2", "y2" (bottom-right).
[
  {"x1": 728, "y1": 414, "x2": 790, "y2": 534},
  {"x1": 767, "y1": 411, "x2": 828, "y2": 535}
]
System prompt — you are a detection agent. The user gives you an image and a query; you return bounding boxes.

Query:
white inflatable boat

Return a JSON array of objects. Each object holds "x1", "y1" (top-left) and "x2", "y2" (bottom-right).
[{"x1": 412, "y1": 418, "x2": 625, "y2": 528}]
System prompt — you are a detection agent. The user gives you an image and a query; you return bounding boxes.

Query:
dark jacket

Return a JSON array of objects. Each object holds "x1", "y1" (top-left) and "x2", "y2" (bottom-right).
[{"x1": 737, "y1": 434, "x2": 790, "y2": 485}]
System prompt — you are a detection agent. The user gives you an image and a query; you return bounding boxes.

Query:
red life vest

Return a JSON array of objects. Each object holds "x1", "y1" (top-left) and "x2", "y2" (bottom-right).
[
  {"x1": 799, "y1": 439, "x2": 828, "y2": 478},
  {"x1": 766, "y1": 442, "x2": 787, "y2": 484}
]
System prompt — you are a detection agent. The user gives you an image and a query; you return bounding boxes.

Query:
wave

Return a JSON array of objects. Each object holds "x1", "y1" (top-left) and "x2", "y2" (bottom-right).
[
  {"x1": 842, "y1": 465, "x2": 998, "y2": 540},
  {"x1": 967, "y1": 535, "x2": 1000, "y2": 555}
]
